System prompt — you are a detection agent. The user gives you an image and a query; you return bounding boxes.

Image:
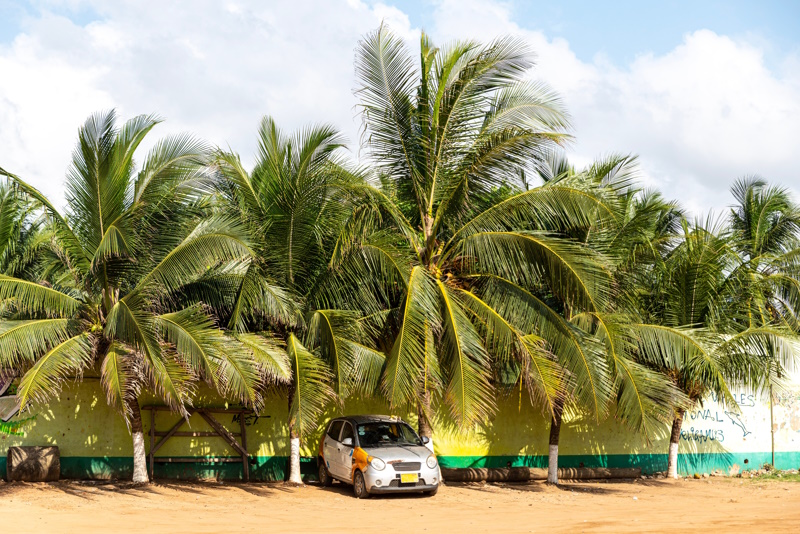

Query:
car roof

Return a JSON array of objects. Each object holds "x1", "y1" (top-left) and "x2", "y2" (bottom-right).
[{"x1": 333, "y1": 414, "x2": 406, "y2": 425}]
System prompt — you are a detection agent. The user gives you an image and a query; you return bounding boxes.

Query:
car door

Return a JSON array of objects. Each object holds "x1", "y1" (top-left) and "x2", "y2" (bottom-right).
[
  {"x1": 338, "y1": 421, "x2": 356, "y2": 482},
  {"x1": 323, "y1": 420, "x2": 343, "y2": 478}
]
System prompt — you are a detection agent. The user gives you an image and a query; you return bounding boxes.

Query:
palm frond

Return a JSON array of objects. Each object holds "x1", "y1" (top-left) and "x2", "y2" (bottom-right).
[
  {"x1": 436, "y1": 280, "x2": 494, "y2": 425},
  {"x1": 158, "y1": 305, "x2": 262, "y2": 409},
  {"x1": 100, "y1": 341, "x2": 139, "y2": 417},
  {"x1": 381, "y1": 266, "x2": 440, "y2": 410},
  {"x1": 0, "y1": 319, "x2": 74, "y2": 368},
  {"x1": 0, "y1": 275, "x2": 81, "y2": 317},
  {"x1": 17, "y1": 333, "x2": 94, "y2": 409},
  {"x1": 457, "y1": 231, "x2": 613, "y2": 312},
  {"x1": 234, "y1": 332, "x2": 292, "y2": 385},
  {"x1": 130, "y1": 214, "x2": 252, "y2": 297},
  {"x1": 459, "y1": 288, "x2": 560, "y2": 415},
  {"x1": 287, "y1": 333, "x2": 334, "y2": 438}
]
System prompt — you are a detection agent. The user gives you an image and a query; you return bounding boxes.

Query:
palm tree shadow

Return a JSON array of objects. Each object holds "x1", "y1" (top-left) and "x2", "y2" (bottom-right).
[
  {"x1": 229, "y1": 482, "x2": 294, "y2": 496},
  {"x1": 0, "y1": 480, "x2": 162, "y2": 500},
  {"x1": 150, "y1": 481, "x2": 208, "y2": 495},
  {"x1": 87, "y1": 481, "x2": 161, "y2": 498},
  {"x1": 449, "y1": 480, "x2": 625, "y2": 495}
]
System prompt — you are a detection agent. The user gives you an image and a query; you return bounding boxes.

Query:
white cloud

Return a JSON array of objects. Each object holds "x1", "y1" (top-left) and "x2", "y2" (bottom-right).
[
  {"x1": 428, "y1": 0, "x2": 800, "y2": 213},
  {"x1": 0, "y1": 0, "x2": 797, "y2": 214},
  {"x1": 0, "y1": 0, "x2": 416, "y2": 207}
]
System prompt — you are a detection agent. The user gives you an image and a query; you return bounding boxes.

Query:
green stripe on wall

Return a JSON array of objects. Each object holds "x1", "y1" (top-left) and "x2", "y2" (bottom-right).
[
  {"x1": 438, "y1": 452, "x2": 800, "y2": 475},
  {"x1": 2, "y1": 452, "x2": 799, "y2": 480},
  {"x1": 0, "y1": 456, "x2": 317, "y2": 481}
]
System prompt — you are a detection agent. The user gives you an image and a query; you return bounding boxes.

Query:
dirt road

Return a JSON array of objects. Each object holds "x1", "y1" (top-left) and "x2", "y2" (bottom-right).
[{"x1": 1, "y1": 477, "x2": 797, "y2": 533}]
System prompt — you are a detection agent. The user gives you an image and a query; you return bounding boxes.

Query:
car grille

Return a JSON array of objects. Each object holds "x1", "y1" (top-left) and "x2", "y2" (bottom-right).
[
  {"x1": 388, "y1": 479, "x2": 427, "y2": 487},
  {"x1": 391, "y1": 462, "x2": 421, "y2": 472}
]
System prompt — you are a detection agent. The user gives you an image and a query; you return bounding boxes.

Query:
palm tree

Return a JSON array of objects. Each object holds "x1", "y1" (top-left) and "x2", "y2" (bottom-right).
[
  {"x1": 352, "y1": 25, "x2": 622, "y2": 453},
  {"x1": 532, "y1": 153, "x2": 688, "y2": 484},
  {"x1": 632, "y1": 215, "x2": 798, "y2": 478},
  {"x1": 0, "y1": 182, "x2": 46, "y2": 280},
  {"x1": 0, "y1": 111, "x2": 273, "y2": 483},
  {"x1": 728, "y1": 177, "x2": 800, "y2": 332},
  {"x1": 215, "y1": 117, "x2": 385, "y2": 484}
]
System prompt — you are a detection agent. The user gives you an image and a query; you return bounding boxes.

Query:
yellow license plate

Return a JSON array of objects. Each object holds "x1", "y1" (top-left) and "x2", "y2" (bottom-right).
[{"x1": 400, "y1": 473, "x2": 419, "y2": 484}]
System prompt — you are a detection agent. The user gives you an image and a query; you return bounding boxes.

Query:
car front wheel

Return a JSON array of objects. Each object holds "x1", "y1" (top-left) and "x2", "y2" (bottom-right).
[
  {"x1": 353, "y1": 470, "x2": 370, "y2": 499},
  {"x1": 318, "y1": 461, "x2": 333, "y2": 487}
]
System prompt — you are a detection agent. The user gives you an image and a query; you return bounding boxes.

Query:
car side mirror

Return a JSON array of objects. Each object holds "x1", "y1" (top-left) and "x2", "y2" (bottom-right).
[
  {"x1": 342, "y1": 437, "x2": 353, "y2": 447},
  {"x1": 421, "y1": 436, "x2": 430, "y2": 445}
]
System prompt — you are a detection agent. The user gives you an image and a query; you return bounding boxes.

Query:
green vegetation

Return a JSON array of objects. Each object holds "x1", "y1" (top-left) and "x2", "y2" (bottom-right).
[{"x1": 0, "y1": 25, "x2": 798, "y2": 485}]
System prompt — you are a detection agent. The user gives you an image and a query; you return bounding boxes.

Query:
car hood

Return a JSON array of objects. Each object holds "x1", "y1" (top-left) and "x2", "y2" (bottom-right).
[{"x1": 361, "y1": 444, "x2": 431, "y2": 462}]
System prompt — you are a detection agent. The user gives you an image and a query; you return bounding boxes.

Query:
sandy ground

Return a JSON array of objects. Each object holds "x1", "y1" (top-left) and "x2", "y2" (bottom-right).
[{"x1": 1, "y1": 477, "x2": 798, "y2": 533}]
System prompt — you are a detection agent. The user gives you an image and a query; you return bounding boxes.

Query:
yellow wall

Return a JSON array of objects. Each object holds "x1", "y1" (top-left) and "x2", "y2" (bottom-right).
[{"x1": 2, "y1": 372, "x2": 800, "y2": 479}]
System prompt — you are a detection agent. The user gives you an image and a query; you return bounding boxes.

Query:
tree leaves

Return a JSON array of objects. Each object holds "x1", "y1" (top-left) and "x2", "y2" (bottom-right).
[
  {"x1": 0, "y1": 275, "x2": 81, "y2": 317},
  {"x1": 287, "y1": 334, "x2": 333, "y2": 439},
  {"x1": 17, "y1": 333, "x2": 94, "y2": 409}
]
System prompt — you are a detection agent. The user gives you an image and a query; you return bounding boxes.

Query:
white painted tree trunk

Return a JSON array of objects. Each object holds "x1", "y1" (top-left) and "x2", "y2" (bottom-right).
[
  {"x1": 547, "y1": 444, "x2": 559, "y2": 485},
  {"x1": 546, "y1": 400, "x2": 564, "y2": 485},
  {"x1": 667, "y1": 410, "x2": 684, "y2": 479},
  {"x1": 288, "y1": 435, "x2": 302, "y2": 485},
  {"x1": 126, "y1": 397, "x2": 149, "y2": 484},
  {"x1": 667, "y1": 442, "x2": 679, "y2": 479},
  {"x1": 132, "y1": 429, "x2": 148, "y2": 483},
  {"x1": 424, "y1": 436, "x2": 434, "y2": 453}
]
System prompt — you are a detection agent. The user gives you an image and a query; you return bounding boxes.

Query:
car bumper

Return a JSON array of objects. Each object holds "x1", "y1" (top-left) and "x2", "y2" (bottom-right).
[
  {"x1": 368, "y1": 482, "x2": 439, "y2": 494},
  {"x1": 363, "y1": 465, "x2": 440, "y2": 494}
]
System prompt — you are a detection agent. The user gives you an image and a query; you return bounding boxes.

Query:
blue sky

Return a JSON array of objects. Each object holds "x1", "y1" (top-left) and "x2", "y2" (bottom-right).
[
  {"x1": 513, "y1": 0, "x2": 800, "y2": 63},
  {"x1": 399, "y1": 1, "x2": 800, "y2": 62},
  {"x1": 4, "y1": 0, "x2": 798, "y2": 62},
  {"x1": 0, "y1": 0, "x2": 798, "y2": 212}
]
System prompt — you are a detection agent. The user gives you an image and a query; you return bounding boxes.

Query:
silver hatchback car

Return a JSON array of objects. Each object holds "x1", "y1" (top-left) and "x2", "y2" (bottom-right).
[{"x1": 317, "y1": 415, "x2": 440, "y2": 498}]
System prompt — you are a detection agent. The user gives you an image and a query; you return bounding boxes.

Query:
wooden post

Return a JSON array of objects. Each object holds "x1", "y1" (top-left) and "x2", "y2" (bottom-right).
[
  {"x1": 149, "y1": 407, "x2": 155, "y2": 480},
  {"x1": 770, "y1": 383, "x2": 775, "y2": 467},
  {"x1": 239, "y1": 411, "x2": 249, "y2": 482}
]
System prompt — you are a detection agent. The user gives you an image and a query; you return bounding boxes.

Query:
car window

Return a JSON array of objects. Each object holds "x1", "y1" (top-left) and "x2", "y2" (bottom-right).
[
  {"x1": 357, "y1": 422, "x2": 422, "y2": 447},
  {"x1": 327, "y1": 420, "x2": 343, "y2": 441},
  {"x1": 340, "y1": 422, "x2": 355, "y2": 445}
]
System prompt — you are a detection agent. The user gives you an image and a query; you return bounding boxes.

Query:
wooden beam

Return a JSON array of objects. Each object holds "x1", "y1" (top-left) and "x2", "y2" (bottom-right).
[
  {"x1": 197, "y1": 410, "x2": 249, "y2": 458},
  {"x1": 153, "y1": 457, "x2": 243, "y2": 463},
  {"x1": 239, "y1": 411, "x2": 249, "y2": 482},
  {"x1": 143, "y1": 406, "x2": 249, "y2": 414},
  {"x1": 151, "y1": 416, "x2": 187, "y2": 456},
  {"x1": 153, "y1": 431, "x2": 241, "y2": 438}
]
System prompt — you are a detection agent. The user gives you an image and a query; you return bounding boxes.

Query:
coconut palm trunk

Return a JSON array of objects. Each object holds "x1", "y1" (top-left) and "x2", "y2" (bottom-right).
[
  {"x1": 126, "y1": 396, "x2": 149, "y2": 483},
  {"x1": 287, "y1": 417, "x2": 302, "y2": 485},
  {"x1": 417, "y1": 393, "x2": 434, "y2": 452},
  {"x1": 546, "y1": 399, "x2": 564, "y2": 485},
  {"x1": 667, "y1": 409, "x2": 684, "y2": 479}
]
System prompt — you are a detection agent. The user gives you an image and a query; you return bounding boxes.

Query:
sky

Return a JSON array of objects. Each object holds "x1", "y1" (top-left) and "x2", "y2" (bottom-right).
[{"x1": 0, "y1": 0, "x2": 798, "y2": 214}]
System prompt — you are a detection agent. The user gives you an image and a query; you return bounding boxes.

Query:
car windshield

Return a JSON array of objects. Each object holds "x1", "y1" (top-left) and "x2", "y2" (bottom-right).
[{"x1": 357, "y1": 422, "x2": 422, "y2": 447}]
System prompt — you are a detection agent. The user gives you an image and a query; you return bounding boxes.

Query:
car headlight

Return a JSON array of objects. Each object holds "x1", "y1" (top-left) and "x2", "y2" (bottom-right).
[
  {"x1": 426, "y1": 454, "x2": 438, "y2": 469},
  {"x1": 370, "y1": 457, "x2": 386, "y2": 470}
]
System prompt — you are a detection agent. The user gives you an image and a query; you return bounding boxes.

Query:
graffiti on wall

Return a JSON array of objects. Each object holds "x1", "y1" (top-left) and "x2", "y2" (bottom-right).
[
  {"x1": 680, "y1": 391, "x2": 762, "y2": 447},
  {"x1": 0, "y1": 416, "x2": 35, "y2": 436},
  {"x1": 232, "y1": 412, "x2": 269, "y2": 427}
]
